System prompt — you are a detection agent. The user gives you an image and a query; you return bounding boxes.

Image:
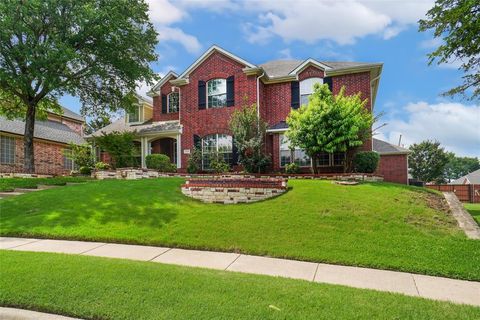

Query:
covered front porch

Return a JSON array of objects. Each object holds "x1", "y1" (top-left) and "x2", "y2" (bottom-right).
[{"x1": 138, "y1": 134, "x2": 182, "y2": 169}]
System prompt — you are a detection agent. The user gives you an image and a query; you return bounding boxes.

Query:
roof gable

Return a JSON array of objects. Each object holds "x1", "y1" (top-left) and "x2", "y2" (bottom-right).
[
  {"x1": 147, "y1": 71, "x2": 178, "y2": 97},
  {"x1": 289, "y1": 58, "x2": 332, "y2": 76},
  {"x1": 177, "y1": 45, "x2": 256, "y2": 79}
]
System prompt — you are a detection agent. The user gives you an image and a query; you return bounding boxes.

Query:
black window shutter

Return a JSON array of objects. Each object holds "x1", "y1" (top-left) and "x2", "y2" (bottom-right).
[
  {"x1": 161, "y1": 94, "x2": 167, "y2": 114},
  {"x1": 193, "y1": 135, "x2": 201, "y2": 149},
  {"x1": 198, "y1": 81, "x2": 206, "y2": 109},
  {"x1": 231, "y1": 136, "x2": 238, "y2": 165},
  {"x1": 226, "y1": 76, "x2": 235, "y2": 107},
  {"x1": 291, "y1": 81, "x2": 300, "y2": 109},
  {"x1": 324, "y1": 77, "x2": 333, "y2": 92}
]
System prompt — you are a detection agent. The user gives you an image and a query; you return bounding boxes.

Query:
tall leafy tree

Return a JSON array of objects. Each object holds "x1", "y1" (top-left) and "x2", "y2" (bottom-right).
[
  {"x1": 229, "y1": 102, "x2": 270, "y2": 173},
  {"x1": 419, "y1": 0, "x2": 480, "y2": 100},
  {"x1": 286, "y1": 84, "x2": 373, "y2": 174},
  {"x1": 0, "y1": 0, "x2": 158, "y2": 173},
  {"x1": 409, "y1": 140, "x2": 449, "y2": 183},
  {"x1": 444, "y1": 152, "x2": 480, "y2": 181}
]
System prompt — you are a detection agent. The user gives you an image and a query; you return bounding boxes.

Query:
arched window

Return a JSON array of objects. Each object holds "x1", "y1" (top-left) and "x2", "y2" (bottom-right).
[
  {"x1": 207, "y1": 79, "x2": 227, "y2": 108},
  {"x1": 202, "y1": 134, "x2": 233, "y2": 170},
  {"x1": 300, "y1": 77, "x2": 323, "y2": 106}
]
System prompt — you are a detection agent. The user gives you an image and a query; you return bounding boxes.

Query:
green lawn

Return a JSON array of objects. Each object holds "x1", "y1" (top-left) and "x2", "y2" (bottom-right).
[
  {"x1": 464, "y1": 203, "x2": 480, "y2": 225},
  {"x1": 0, "y1": 251, "x2": 478, "y2": 320},
  {"x1": 1, "y1": 178, "x2": 479, "y2": 280},
  {"x1": 0, "y1": 176, "x2": 90, "y2": 191}
]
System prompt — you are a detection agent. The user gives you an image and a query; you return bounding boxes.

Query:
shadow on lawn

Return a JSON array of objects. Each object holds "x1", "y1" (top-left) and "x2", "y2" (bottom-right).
[{"x1": 0, "y1": 180, "x2": 181, "y2": 231}]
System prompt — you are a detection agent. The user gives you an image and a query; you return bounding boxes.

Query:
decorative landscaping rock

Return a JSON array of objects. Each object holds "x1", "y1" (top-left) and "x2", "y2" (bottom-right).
[{"x1": 181, "y1": 177, "x2": 288, "y2": 204}]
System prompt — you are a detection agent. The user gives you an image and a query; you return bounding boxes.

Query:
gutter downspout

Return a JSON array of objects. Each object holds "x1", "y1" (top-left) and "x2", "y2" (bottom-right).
[
  {"x1": 256, "y1": 71, "x2": 265, "y2": 127},
  {"x1": 370, "y1": 73, "x2": 381, "y2": 152}
]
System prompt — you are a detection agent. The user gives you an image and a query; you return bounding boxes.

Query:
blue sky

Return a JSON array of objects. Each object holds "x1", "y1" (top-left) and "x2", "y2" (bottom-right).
[{"x1": 60, "y1": 0, "x2": 479, "y2": 157}]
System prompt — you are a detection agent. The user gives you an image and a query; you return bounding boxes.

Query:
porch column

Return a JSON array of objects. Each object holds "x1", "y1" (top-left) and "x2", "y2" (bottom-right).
[
  {"x1": 176, "y1": 133, "x2": 181, "y2": 169},
  {"x1": 140, "y1": 137, "x2": 147, "y2": 168}
]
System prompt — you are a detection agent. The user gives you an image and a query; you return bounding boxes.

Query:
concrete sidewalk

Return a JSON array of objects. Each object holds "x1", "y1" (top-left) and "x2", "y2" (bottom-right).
[
  {"x1": 0, "y1": 307, "x2": 81, "y2": 320},
  {"x1": 1, "y1": 237, "x2": 479, "y2": 307}
]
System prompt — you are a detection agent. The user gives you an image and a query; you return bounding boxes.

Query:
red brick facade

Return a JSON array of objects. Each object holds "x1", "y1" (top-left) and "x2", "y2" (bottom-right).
[
  {"x1": 376, "y1": 154, "x2": 409, "y2": 184},
  {"x1": 153, "y1": 74, "x2": 180, "y2": 122},
  {"x1": 0, "y1": 135, "x2": 72, "y2": 175}
]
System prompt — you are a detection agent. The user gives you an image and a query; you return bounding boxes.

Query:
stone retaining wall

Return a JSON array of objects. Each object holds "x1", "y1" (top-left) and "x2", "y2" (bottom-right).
[
  {"x1": 181, "y1": 178, "x2": 287, "y2": 204},
  {"x1": 93, "y1": 169, "x2": 159, "y2": 180}
]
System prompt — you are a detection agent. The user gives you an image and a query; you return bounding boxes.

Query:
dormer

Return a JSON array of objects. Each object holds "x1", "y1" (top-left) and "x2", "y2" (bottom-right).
[{"x1": 126, "y1": 94, "x2": 153, "y2": 124}]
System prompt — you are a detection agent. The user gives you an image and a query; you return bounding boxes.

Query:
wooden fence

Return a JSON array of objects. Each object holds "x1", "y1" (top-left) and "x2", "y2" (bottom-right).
[{"x1": 426, "y1": 184, "x2": 480, "y2": 203}]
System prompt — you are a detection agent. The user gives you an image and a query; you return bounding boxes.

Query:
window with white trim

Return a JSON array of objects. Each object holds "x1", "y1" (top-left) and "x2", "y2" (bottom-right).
[
  {"x1": 201, "y1": 134, "x2": 232, "y2": 170},
  {"x1": 317, "y1": 152, "x2": 330, "y2": 167},
  {"x1": 300, "y1": 77, "x2": 323, "y2": 106},
  {"x1": 0, "y1": 135, "x2": 15, "y2": 164},
  {"x1": 279, "y1": 134, "x2": 310, "y2": 167},
  {"x1": 168, "y1": 92, "x2": 179, "y2": 113},
  {"x1": 207, "y1": 79, "x2": 227, "y2": 108},
  {"x1": 333, "y1": 152, "x2": 346, "y2": 166},
  {"x1": 128, "y1": 106, "x2": 140, "y2": 123},
  {"x1": 63, "y1": 149, "x2": 74, "y2": 170}
]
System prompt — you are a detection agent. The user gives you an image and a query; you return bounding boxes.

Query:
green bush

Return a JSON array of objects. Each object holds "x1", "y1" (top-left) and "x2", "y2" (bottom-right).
[
  {"x1": 94, "y1": 162, "x2": 110, "y2": 170},
  {"x1": 145, "y1": 154, "x2": 176, "y2": 172},
  {"x1": 353, "y1": 151, "x2": 380, "y2": 173},
  {"x1": 210, "y1": 155, "x2": 230, "y2": 174},
  {"x1": 79, "y1": 166, "x2": 92, "y2": 175},
  {"x1": 187, "y1": 148, "x2": 202, "y2": 174},
  {"x1": 285, "y1": 163, "x2": 300, "y2": 174}
]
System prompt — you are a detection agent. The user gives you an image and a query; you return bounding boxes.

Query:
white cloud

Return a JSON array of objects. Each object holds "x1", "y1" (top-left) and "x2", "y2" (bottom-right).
[
  {"x1": 420, "y1": 37, "x2": 443, "y2": 49},
  {"x1": 244, "y1": 0, "x2": 434, "y2": 45},
  {"x1": 278, "y1": 48, "x2": 293, "y2": 59},
  {"x1": 378, "y1": 101, "x2": 480, "y2": 157},
  {"x1": 146, "y1": 0, "x2": 202, "y2": 53},
  {"x1": 157, "y1": 27, "x2": 201, "y2": 54}
]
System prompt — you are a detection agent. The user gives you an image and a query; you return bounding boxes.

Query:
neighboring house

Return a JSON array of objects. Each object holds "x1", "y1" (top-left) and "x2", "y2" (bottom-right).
[
  {"x1": 451, "y1": 169, "x2": 480, "y2": 185},
  {"x1": 92, "y1": 45, "x2": 409, "y2": 183},
  {"x1": 0, "y1": 107, "x2": 85, "y2": 175}
]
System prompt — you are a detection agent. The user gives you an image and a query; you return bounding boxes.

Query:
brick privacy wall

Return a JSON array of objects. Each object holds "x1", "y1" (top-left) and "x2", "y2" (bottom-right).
[
  {"x1": 376, "y1": 154, "x2": 408, "y2": 184},
  {"x1": 178, "y1": 52, "x2": 257, "y2": 169},
  {"x1": 153, "y1": 74, "x2": 180, "y2": 122},
  {"x1": 0, "y1": 136, "x2": 70, "y2": 175}
]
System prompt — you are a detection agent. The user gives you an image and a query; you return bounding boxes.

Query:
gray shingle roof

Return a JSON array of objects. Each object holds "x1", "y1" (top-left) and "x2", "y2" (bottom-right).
[
  {"x1": 259, "y1": 59, "x2": 381, "y2": 78},
  {"x1": 87, "y1": 118, "x2": 181, "y2": 137},
  {"x1": 451, "y1": 168, "x2": 480, "y2": 184},
  {"x1": 56, "y1": 107, "x2": 84, "y2": 122},
  {"x1": 0, "y1": 116, "x2": 85, "y2": 145},
  {"x1": 372, "y1": 138, "x2": 409, "y2": 155},
  {"x1": 268, "y1": 121, "x2": 289, "y2": 131}
]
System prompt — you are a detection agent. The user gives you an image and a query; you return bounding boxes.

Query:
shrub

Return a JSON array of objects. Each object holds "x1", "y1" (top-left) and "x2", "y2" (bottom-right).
[
  {"x1": 187, "y1": 148, "x2": 202, "y2": 174},
  {"x1": 285, "y1": 163, "x2": 300, "y2": 174},
  {"x1": 79, "y1": 166, "x2": 92, "y2": 175},
  {"x1": 353, "y1": 151, "x2": 380, "y2": 173},
  {"x1": 94, "y1": 162, "x2": 110, "y2": 170},
  {"x1": 94, "y1": 131, "x2": 138, "y2": 168},
  {"x1": 145, "y1": 154, "x2": 176, "y2": 172},
  {"x1": 209, "y1": 154, "x2": 230, "y2": 174}
]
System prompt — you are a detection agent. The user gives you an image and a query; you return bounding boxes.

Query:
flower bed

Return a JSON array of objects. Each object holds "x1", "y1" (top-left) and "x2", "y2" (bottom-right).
[{"x1": 181, "y1": 177, "x2": 287, "y2": 204}]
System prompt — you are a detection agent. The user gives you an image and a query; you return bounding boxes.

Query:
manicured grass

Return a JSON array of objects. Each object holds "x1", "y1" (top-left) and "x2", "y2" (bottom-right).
[
  {"x1": 1, "y1": 178, "x2": 479, "y2": 280},
  {"x1": 0, "y1": 177, "x2": 91, "y2": 191},
  {"x1": 0, "y1": 251, "x2": 478, "y2": 320},
  {"x1": 464, "y1": 203, "x2": 480, "y2": 225}
]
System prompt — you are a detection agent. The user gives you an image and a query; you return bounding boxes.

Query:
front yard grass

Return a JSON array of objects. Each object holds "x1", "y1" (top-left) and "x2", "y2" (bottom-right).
[
  {"x1": 1, "y1": 178, "x2": 479, "y2": 280},
  {"x1": 0, "y1": 251, "x2": 478, "y2": 320},
  {"x1": 0, "y1": 176, "x2": 90, "y2": 191},
  {"x1": 464, "y1": 203, "x2": 480, "y2": 225}
]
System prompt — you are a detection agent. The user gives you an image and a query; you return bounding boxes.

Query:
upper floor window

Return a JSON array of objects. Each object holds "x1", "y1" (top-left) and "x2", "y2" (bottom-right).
[
  {"x1": 0, "y1": 135, "x2": 15, "y2": 164},
  {"x1": 207, "y1": 79, "x2": 227, "y2": 108},
  {"x1": 201, "y1": 134, "x2": 232, "y2": 170},
  {"x1": 279, "y1": 134, "x2": 310, "y2": 167},
  {"x1": 300, "y1": 77, "x2": 323, "y2": 106},
  {"x1": 168, "y1": 92, "x2": 179, "y2": 113},
  {"x1": 128, "y1": 106, "x2": 140, "y2": 123}
]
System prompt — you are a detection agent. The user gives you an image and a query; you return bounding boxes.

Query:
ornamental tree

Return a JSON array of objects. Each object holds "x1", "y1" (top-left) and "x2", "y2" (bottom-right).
[
  {"x1": 444, "y1": 152, "x2": 480, "y2": 182},
  {"x1": 0, "y1": 0, "x2": 158, "y2": 173},
  {"x1": 408, "y1": 140, "x2": 449, "y2": 183},
  {"x1": 286, "y1": 84, "x2": 373, "y2": 174},
  {"x1": 229, "y1": 102, "x2": 271, "y2": 173}
]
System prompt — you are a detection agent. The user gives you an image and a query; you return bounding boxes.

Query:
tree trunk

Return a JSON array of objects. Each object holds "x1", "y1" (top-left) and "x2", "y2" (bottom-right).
[
  {"x1": 311, "y1": 154, "x2": 318, "y2": 174},
  {"x1": 23, "y1": 102, "x2": 36, "y2": 173}
]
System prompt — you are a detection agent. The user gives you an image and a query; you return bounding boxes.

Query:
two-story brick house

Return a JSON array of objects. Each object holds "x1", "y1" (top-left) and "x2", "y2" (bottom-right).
[{"x1": 93, "y1": 45, "x2": 409, "y2": 184}]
